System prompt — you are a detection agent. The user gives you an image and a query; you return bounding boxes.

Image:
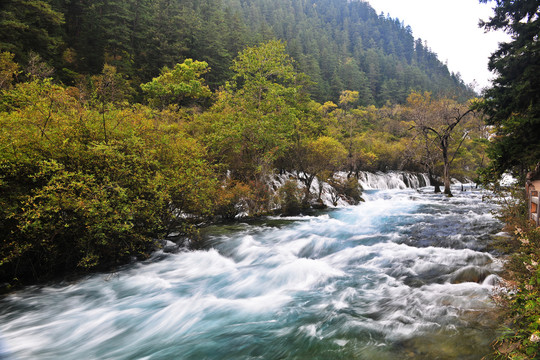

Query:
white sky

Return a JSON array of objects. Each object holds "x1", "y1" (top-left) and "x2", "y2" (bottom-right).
[{"x1": 364, "y1": 0, "x2": 510, "y2": 92}]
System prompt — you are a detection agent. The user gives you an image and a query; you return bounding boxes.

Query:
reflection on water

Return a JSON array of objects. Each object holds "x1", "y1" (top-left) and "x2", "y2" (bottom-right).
[{"x1": 0, "y1": 186, "x2": 503, "y2": 359}]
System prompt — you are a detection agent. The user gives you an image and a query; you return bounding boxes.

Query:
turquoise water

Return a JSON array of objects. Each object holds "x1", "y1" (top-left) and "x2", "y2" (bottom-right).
[{"x1": 0, "y1": 187, "x2": 503, "y2": 359}]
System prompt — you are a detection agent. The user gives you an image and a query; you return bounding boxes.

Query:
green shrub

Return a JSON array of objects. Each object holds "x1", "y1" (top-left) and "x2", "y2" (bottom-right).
[
  {"x1": 0, "y1": 79, "x2": 217, "y2": 286},
  {"x1": 279, "y1": 180, "x2": 303, "y2": 216},
  {"x1": 489, "y1": 187, "x2": 540, "y2": 359},
  {"x1": 328, "y1": 177, "x2": 364, "y2": 205}
]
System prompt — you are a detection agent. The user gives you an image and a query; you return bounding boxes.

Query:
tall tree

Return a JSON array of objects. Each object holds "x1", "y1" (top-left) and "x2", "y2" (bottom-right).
[
  {"x1": 196, "y1": 40, "x2": 310, "y2": 182},
  {"x1": 0, "y1": 0, "x2": 64, "y2": 66},
  {"x1": 405, "y1": 92, "x2": 476, "y2": 196},
  {"x1": 0, "y1": 52, "x2": 19, "y2": 90},
  {"x1": 478, "y1": 0, "x2": 540, "y2": 180},
  {"x1": 140, "y1": 59, "x2": 212, "y2": 110},
  {"x1": 294, "y1": 136, "x2": 347, "y2": 203}
]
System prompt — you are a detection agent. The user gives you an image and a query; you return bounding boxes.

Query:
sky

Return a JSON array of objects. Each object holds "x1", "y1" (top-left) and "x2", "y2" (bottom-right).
[{"x1": 364, "y1": 0, "x2": 510, "y2": 92}]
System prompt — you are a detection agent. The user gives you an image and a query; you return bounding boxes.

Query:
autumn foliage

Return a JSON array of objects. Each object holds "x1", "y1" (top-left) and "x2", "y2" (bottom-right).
[{"x1": 0, "y1": 42, "x2": 487, "y2": 287}]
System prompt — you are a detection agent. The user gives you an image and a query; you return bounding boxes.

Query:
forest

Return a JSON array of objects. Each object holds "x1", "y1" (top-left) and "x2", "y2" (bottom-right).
[
  {"x1": 0, "y1": 0, "x2": 493, "y2": 283},
  {"x1": 1, "y1": 0, "x2": 475, "y2": 104},
  {"x1": 0, "y1": 0, "x2": 486, "y2": 286},
  {"x1": 0, "y1": 36, "x2": 488, "y2": 286}
]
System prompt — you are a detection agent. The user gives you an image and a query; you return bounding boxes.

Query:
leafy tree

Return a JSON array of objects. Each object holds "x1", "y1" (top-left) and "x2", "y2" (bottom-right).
[
  {"x1": 327, "y1": 176, "x2": 364, "y2": 206},
  {"x1": 294, "y1": 136, "x2": 347, "y2": 203},
  {"x1": 231, "y1": 39, "x2": 297, "y2": 105},
  {"x1": 197, "y1": 40, "x2": 309, "y2": 182},
  {"x1": 405, "y1": 124, "x2": 445, "y2": 192},
  {"x1": 478, "y1": 0, "x2": 540, "y2": 180},
  {"x1": 336, "y1": 90, "x2": 361, "y2": 175},
  {"x1": 24, "y1": 51, "x2": 55, "y2": 79},
  {"x1": 405, "y1": 92, "x2": 477, "y2": 196},
  {"x1": 91, "y1": 64, "x2": 133, "y2": 106},
  {"x1": 347, "y1": 133, "x2": 380, "y2": 174},
  {"x1": 0, "y1": 52, "x2": 19, "y2": 90},
  {"x1": 214, "y1": 180, "x2": 253, "y2": 220},
  {"x1": 141, "y1": 59, "x2": 212, "y2": 110},
  {"x1": 278, "y1": 180, "x2": 304, "y2": 215}
]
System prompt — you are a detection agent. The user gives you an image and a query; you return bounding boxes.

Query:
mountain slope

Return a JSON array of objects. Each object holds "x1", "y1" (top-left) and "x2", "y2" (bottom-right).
[
  {"x1": 226, "y1": 0, "x2": 474, "y2": 104},
  {"x1": 1, "y1": 0, "x2": 475, "y2": 104}
]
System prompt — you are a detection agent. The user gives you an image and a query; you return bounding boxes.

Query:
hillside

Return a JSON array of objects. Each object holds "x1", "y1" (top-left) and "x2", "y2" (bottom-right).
[
  {"x1": 226, "y1": 0, "x2": 475, "y2": 104},
  {"x1": 0, "y1": 0, "x2": 475, "y2": 104}
]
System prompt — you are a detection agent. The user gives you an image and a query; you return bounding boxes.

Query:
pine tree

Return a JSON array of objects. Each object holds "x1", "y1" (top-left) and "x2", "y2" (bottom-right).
[
  {"x1": 0, "y1": 0, "x2": 64, "y2": 65},
  {"x1": 478, "y1": 0, "x2": 540, "y2": 179}
]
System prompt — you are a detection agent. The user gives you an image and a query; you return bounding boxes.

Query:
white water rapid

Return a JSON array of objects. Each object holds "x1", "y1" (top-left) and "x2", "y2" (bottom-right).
[{"x1": 0, "y1": 183, "x2": 503, "y2": 360}]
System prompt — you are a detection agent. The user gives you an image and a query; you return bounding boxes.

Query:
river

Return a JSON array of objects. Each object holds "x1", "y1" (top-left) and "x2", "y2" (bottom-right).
[{"x1": 0, "y1": 177, "x2": 504, "y2": 359}]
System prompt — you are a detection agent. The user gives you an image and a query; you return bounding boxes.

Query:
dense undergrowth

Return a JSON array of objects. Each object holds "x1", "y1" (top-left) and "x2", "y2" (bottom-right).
[{"x1": 489, "y1": 188, "x2": 540, "y2": 359}]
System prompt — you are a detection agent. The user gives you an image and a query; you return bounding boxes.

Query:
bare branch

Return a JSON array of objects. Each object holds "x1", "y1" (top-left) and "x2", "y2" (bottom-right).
[{"x1": 449, "y1": 131, "x2": 470, "y2": 166}]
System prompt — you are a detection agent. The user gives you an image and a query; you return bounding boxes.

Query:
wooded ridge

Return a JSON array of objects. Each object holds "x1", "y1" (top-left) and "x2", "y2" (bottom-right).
[{"x1": 0, "y1": 0, "x2": 475, "y2": 105}]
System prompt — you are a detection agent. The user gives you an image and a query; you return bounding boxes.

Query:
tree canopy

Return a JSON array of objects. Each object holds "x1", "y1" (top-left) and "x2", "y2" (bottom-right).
[
  {"x1": 479, "y1": 0, "x2": 540, "y2": 180},
  {"x1": 1, "y1": 0, "x2": 474, "y2": 104},
  {"x1": 0, "y1": 0, "x2": 64, "y2": 65}
]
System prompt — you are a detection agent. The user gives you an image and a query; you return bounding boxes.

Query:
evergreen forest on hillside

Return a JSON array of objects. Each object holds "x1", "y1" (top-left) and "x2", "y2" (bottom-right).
[{"x1": 1, "y1": 0, "x2": 475, "y2": 105}]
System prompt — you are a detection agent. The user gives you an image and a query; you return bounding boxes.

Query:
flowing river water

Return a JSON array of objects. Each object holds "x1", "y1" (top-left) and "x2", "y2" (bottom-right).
[{"x1": 0, "y1": 179, "x2": 504, "y2": 359}]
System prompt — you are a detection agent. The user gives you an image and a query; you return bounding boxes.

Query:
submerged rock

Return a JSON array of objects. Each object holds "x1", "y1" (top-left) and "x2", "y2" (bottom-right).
[{"x1": 450, "y1": 266, "x2": 492, "y2": 284}]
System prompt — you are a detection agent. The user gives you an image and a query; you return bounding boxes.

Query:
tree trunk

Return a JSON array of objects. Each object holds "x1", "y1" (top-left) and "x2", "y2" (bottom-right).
[
  {"x1": 317, "y1": 177, "x2": 324, "y2": 200},
  {"x1": 298, "y1": 173, "x2": 315, "y2": 205},
  {"x1": 429, "y1": 172, "x2": 441, "y2": 193},
  {"x1": 442, "y1": 142, "x2": 452, "y2": 196},
  {"x1": 443, "y1": 162, "x2": 452, "y2": 196}
]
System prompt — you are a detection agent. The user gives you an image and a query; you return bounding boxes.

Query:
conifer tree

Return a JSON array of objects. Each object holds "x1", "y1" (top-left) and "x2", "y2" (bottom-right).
[
  {"x1": 479, "y1": 0, "x2": 540, "y2": 179},
  {"x1": 0, "y1": 0, "x2": 64, "y2": 65}
]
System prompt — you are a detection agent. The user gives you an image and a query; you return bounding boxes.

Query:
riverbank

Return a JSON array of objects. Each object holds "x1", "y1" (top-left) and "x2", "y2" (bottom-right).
[{"x1": 489, "y1": 187, "x2": 540, "y2": 359}]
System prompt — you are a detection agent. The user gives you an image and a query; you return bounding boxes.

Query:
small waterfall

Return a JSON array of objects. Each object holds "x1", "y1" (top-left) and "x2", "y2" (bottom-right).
[
  {"x1": 271, "y1": 173, "x2": 352, "y2": 208},
  {"x1": 357, "y1": 171, "x2": 430, "y2": 190},
  {"x1": 270, "y1": 171, "x2": 431, "y2": 209}
]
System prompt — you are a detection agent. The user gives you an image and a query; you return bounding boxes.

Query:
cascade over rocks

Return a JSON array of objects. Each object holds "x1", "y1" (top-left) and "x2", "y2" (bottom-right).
[
  {"x1": 356, "y1": 171, "x2": 430, "y2": 190},
  {"x1": 268, "y1": 171, "x2": 432, "y2": 215}
]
